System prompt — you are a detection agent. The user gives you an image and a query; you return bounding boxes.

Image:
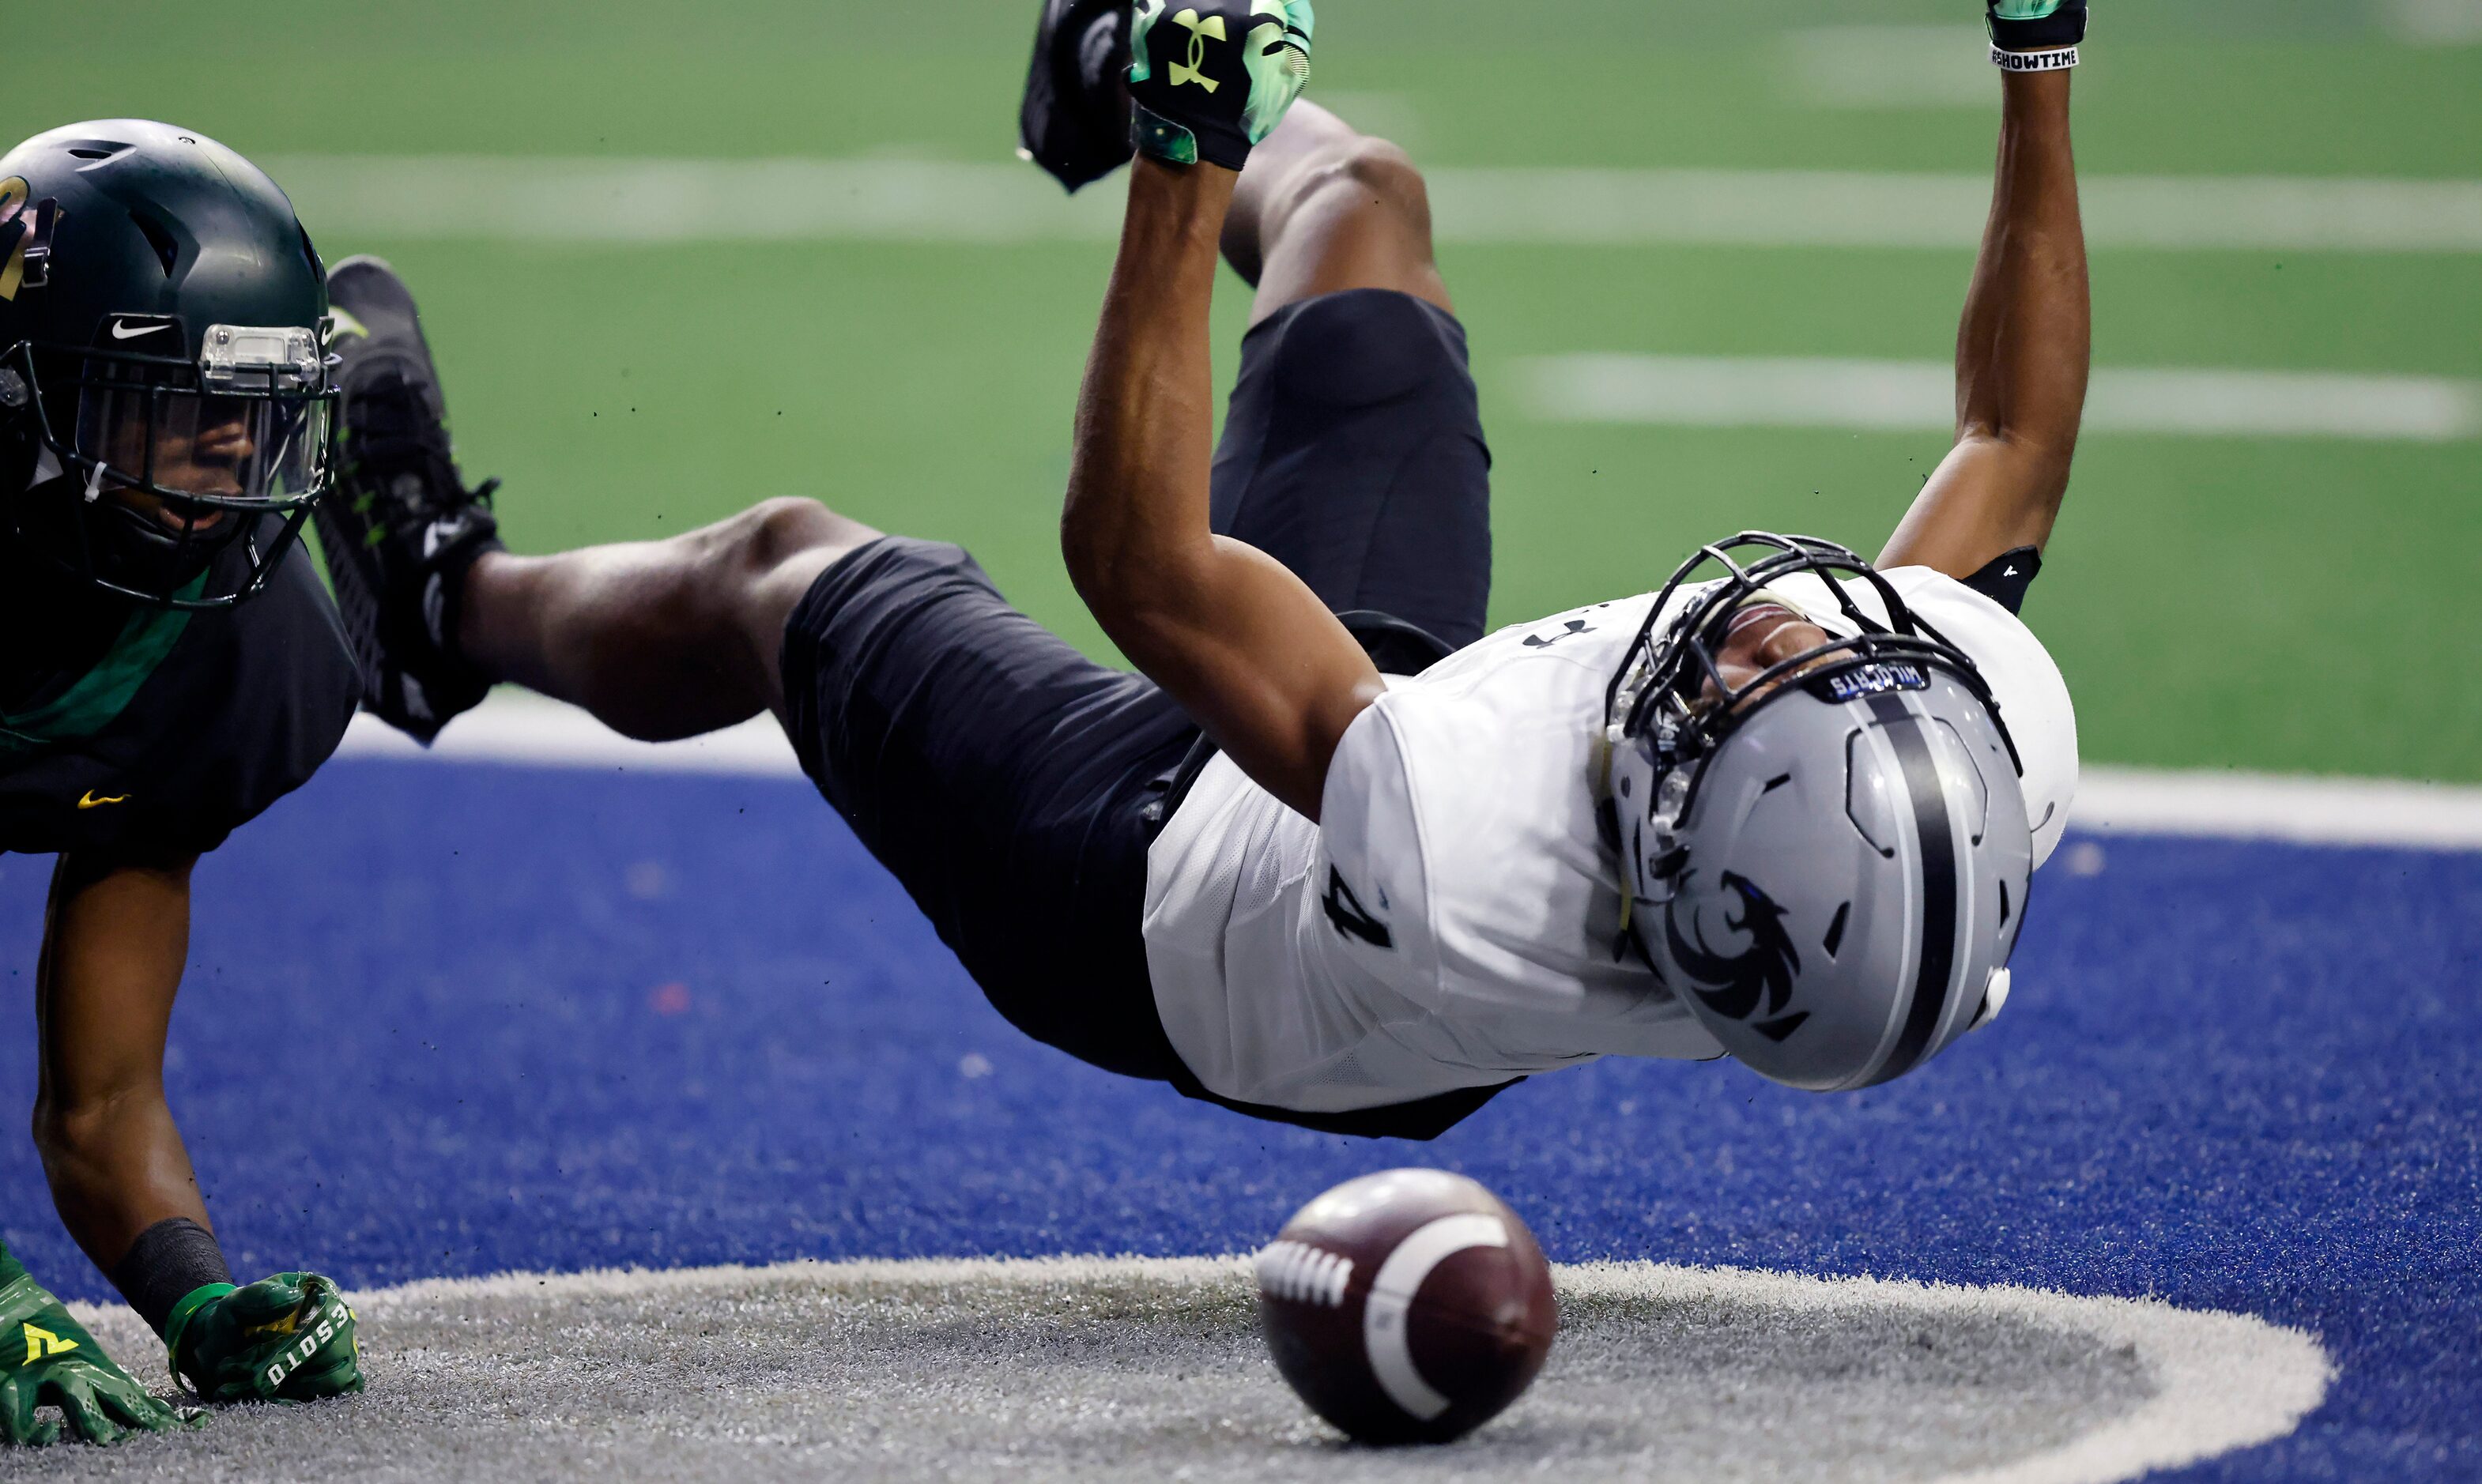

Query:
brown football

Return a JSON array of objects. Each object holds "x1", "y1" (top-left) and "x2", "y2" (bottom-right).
[{"x1": 1253, "y1": 1168, "x2": 1558, "y2": 1444}]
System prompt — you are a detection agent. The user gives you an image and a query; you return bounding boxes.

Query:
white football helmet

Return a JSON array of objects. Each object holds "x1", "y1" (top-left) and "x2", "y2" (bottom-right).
[{"x1": 1601, "y1": 533, "x2": 2032, "y2": 1090}]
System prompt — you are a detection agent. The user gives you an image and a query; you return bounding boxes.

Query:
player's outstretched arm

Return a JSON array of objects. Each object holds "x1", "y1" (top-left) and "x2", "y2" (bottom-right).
[
  {"x1": 32, "y1": 851, "x2": 216, "y2": 1274},
  {"x1": 1878, "y1": 5, "x2": 2090, "y2": 580},
  {"x1": 1062, "y1": 1, "x2": 1379, "y2": 823},
  {"x1": 31, "y1": 853, "x2": 364, "y2": 1405}
]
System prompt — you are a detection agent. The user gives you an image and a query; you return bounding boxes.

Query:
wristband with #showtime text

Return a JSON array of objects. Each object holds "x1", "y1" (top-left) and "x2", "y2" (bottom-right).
[{"x1": 1991, "y1": 43, "x2": 2077, "y2": 70}]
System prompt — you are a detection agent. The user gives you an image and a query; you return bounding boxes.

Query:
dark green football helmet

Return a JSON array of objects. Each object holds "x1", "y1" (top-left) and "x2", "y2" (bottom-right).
[{"x1": 0, "y1": 120, "x2": 334, "y2": 608}]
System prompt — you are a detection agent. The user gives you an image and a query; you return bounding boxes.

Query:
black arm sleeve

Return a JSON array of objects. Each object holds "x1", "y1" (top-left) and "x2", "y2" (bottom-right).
[{"x1": 1960, "y1": 546, "x2": 2042, "y2": 615}]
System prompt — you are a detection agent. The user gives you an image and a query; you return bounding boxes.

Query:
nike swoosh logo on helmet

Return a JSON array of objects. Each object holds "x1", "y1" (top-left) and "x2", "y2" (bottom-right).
[
  {"x1": 77, "y1": 790, "x2": 130, "y2": 809},
  {"x1": 110, "y1": 321, "x2": 169, "y2": 341}
]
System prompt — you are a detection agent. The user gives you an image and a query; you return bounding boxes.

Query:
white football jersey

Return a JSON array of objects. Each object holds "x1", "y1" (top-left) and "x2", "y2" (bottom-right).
[{"x1": 1141, "y1": 567, "x2": 2077, "y2": 1114}]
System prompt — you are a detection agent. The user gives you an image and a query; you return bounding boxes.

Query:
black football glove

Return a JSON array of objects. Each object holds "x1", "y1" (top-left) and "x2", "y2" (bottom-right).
[
  {"x1": 1987, "y1": 0, "x2": 2085, "y2": 68},
  {"x1": 1127, "y1": 0, "x2": 1315, "y2": 171}
]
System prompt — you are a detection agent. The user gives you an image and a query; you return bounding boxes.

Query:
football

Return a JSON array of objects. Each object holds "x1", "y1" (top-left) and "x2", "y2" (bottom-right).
[{"x1": 1253, "y1": 1168, "x2": 1558, "y2": 1444}]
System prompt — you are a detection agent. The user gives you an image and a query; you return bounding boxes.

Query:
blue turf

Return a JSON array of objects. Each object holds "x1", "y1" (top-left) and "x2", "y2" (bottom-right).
[{"x1": 2, "y1": 756, "x2": 2477, "y2": 1479}]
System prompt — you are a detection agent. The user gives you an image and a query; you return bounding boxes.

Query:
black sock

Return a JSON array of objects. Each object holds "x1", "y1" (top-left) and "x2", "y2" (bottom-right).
[{"x1": 108, "y1": 1218, "x2": 234, "y2": 1339}]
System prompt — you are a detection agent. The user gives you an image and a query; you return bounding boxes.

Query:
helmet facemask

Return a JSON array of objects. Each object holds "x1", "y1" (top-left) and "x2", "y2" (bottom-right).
[
  {"x1": 1603, "y1": 533, "x2": 2022, "y2": 890},
  {"x1": 2, "y1": 321, "x2": 334, "y2": 608}
]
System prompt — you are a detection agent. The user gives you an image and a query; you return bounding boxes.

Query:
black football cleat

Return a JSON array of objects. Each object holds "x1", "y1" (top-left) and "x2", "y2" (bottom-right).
[
  {"x1": 315, "y1": 255, "x2": 505, "y2": 744},
  {"x1": 1019, "y1": 0, "x2": 1133, "y2": 193}
]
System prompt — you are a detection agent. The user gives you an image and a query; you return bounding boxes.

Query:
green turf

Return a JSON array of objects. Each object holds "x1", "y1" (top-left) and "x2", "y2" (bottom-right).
[{"x1": 13, "y1": 2, "x2": 2481, "y2": 780}]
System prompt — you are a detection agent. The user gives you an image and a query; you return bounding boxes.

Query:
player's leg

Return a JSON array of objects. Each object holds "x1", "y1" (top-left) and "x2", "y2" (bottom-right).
[
  {"x1": 1205, "y1": 104, "x2": 1492, "y2": 650},
  {"x1": 447, "y1": 502, "x2": 1201, "y2": 1081},
  {"x1": 455, "y1": 501, "x2": 876, "y2": 740},
  {"x1": 1220, "y1": 100, "x2": 1452, "y2": 326},
  {"x1": 317, "y1": 258, "x2": 1197, "y2": 1084},
  {"x1": 461, "y1": 511, "x2": 1201, "y2": 1082}
]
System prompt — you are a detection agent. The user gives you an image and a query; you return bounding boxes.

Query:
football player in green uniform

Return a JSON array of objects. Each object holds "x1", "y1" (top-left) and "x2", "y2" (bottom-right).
[{"x1": 0, "y1": 121, "x2": 364, "y2": 1444}]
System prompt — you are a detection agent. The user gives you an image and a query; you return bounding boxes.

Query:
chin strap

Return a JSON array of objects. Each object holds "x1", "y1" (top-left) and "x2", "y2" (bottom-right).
[
  {"x1": 1969, "y1": 967, "x2": 2013, "y2": 1031},
  {"x1": 1592, "y1": 725, "x2": 1636, "y2": 939}
]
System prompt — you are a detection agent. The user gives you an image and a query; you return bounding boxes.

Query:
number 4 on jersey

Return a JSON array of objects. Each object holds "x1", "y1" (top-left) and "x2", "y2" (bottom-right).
[{"x1": 1322, "y1": 867, "x2": 1394, "y2": 950}]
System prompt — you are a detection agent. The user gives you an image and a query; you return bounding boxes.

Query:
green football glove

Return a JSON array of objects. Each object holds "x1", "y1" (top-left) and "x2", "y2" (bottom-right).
[
  {"x1": 168, "y1": 1271, "x2": 364, "y2": 1403},
  {"x1": 1987, "y1": 0, "x2": 2085, "y2": 70},
  {"x1": 0, "y1": 1271, "x2": 204, "y2": 1446},
  {"x1": 1128, "y1": 0, "x2": 1314, "y2": 170}
]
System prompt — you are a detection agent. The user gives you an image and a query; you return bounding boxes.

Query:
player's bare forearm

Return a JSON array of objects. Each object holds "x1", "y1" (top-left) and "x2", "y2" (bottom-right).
[
  {"x1": 1065, "y1": 156, "x2": 1231, "y2": 593},
  {"x1": 1956, "y1": 71, "x2": 2087, "y2": 477},
  {"x1": 32, "y1": 852, "x2": 215, "y2": 1272},
  {"x1": 1064, "y1": 157, "x2": 1381, "y2": 820},
  {"x1": 1880, "y1": 69, "x2": 2088, "y2": 578}
]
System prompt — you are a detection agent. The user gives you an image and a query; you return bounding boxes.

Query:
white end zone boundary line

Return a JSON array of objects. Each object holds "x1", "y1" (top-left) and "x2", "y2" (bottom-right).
[
  {"x1": 71, "y1": 1256, "x2": 2326, "y2": 1484},
  {"x1": 339, "y1": 693, "x2": 2482, "y2": 853}
]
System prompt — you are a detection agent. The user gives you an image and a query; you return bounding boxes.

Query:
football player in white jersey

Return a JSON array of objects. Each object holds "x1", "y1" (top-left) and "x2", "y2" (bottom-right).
[{"x1": 323, "y1": 0, "x2": 2088, "y2": 1138}]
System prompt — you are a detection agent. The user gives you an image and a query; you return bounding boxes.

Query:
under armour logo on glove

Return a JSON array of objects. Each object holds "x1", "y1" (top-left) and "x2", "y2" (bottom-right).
[
  {"x1": 1169, "y1": 10, "x2": 1226, "y2": 90},
  {"x1": 1128, "y1": 0, "x2": 1314, "y2": 171}
]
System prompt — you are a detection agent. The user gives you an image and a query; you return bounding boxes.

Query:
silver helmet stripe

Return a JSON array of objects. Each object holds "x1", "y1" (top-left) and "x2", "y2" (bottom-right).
[{"x1": 1867, "y1": 694, "x2": 1960, "y2": 1084}]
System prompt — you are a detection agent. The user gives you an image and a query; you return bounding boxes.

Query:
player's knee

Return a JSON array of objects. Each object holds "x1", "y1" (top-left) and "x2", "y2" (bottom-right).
[
  {"x1": 1284, "y1": 135, "x2": 1431, "y2": 238},
  {"x1": 1331, "y1": 137, "x2": 1431, "y2": 223},
  {"x1": 694, "y1": 497, "x2": 878, "y2": 672},
  {"x1": 688, "y1": 498, "x2": 865, "y2": 602},
  {"x1": 1258, "y1": 134, "x2": 1440, "y2": 295},
  {"x1": 718, "y1": 499, "x2": 854, "y2": 574}
]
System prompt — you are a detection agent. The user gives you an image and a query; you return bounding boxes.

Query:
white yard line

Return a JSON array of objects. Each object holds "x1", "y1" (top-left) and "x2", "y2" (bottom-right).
[
  {"x1": 264, "y1": 155, "x2": 2482, "y2": 254},
  {"x1": 2386, "y1": 0, "x2": 2482, "y2": 44},
  {"x1": 1515, "y1": 354, "x2": 2482, "y2": 441},
  {"x1": 337, "y1": 693, "x2": 2482, "y2": 852}
]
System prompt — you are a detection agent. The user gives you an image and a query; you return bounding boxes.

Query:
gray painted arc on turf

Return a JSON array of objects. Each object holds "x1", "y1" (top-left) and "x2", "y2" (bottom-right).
[{"x1": 39, "y1": 1258, "x2": 2329, "y2": 1484}]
